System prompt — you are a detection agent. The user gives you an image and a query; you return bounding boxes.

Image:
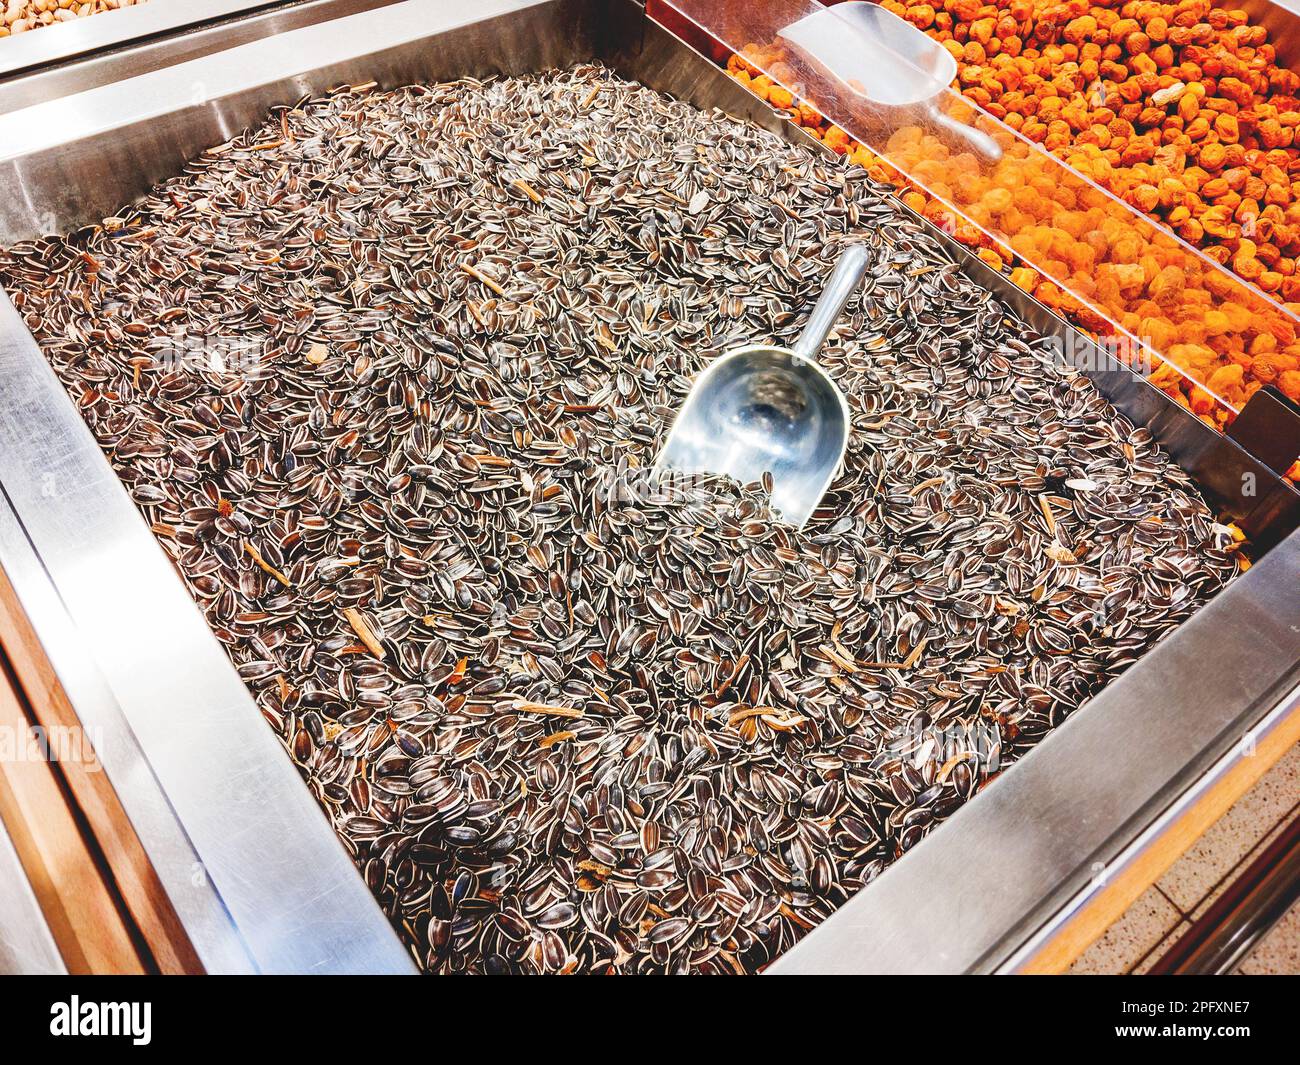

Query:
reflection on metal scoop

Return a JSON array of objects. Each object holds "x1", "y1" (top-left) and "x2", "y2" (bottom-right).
[
  {"x1": 654, "y1": 246, "x2": 869, "y2": 528},
  {"x1": 779, "y1": 1, "x2": 1002, "y2": 163}
]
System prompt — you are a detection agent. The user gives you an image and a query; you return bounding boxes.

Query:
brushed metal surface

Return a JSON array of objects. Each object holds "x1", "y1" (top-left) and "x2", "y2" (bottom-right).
[
  {"x1": 0, "y1": 464, "x2": 255, "y2": 974},
  {"x1": 0, "y1": 0, "x2": 1295, "y2": 975},
  {"x1": 0, "y1": 0, "x2": 408, "y2": 115},
  {"x1": 771, "y1": 531, "x2": 1300, "y2": 973},
  {"x1": 0, "y1": 810, "x2": 66, "y2": 974},
  {"x1": 0, "y1": 0, "x2": 591, "y2": 239},
  {"x1": 0, "y1": 290, "x2": 412, "y2": 973},
  {"x1": 1011, "y1": 682, "x2": 1300, "y2": 974},
  {"x1": 0, "y1": 0, "x2": 284, "y2": 79},
  {"x1": 1228, "y1": 385, "x2": 1300, "y2": 476}
]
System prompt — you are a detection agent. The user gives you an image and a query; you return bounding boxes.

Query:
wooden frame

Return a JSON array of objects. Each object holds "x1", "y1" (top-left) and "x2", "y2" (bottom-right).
[{"x1": 0, "y1": 563, "x2": 202, "y2": 974}]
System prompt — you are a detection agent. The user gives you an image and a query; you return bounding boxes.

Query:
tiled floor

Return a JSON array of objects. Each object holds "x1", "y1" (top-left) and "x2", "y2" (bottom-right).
[{"x1": 1070, "y1": 741, "x2": 1300, "y2": 975}]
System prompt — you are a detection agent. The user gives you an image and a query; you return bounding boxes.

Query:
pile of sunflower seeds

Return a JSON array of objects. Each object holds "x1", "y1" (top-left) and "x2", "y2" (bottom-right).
[{"x1": 0, "y1": 65, "x2": 1240, "y2": 973}]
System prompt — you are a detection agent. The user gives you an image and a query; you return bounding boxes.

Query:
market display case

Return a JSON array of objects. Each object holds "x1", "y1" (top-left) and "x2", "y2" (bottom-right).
[
  {"x1": 654, "y1": 0, "x2": 1300, "y2": 453},
  {"x1": 0, "y1": 0, "x2": 1296, "y2": 974}
]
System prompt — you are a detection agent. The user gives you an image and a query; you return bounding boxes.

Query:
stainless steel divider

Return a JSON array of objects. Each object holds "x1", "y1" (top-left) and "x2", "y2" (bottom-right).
[
  {"x1": 0, "y1": 291, "x2": 414, "y2": 973},
  {"x1": 772, "y1": 532, "x2": 1300, "y2": 973},
  {"x1": 0, "y1": 0, "x2": 410, "y2": 115},
  {"x1": 0, "y1": 458, "x2": 254, "y2": 974},
  {"x1": 0, "y1": 0, "x2": 284, "y2": 80}
]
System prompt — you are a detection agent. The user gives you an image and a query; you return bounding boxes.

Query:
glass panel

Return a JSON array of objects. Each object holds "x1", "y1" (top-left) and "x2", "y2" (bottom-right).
[{"x1": 655, "y1": 0, "x2": 1300, "y2": 430}]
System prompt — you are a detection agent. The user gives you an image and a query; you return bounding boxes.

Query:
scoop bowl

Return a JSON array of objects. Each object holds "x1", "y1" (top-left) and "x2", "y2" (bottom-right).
[{"x1": 654, "y1": 245, "x2": 869, "y2": 528}]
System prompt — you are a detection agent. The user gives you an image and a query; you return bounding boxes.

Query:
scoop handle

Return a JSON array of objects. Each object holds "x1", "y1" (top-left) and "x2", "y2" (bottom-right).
[
  {"x1": 791, "y1": 244, "x2": 871, "y2": 362},
  {"x1": 927, "y1": 104, "x2": 1004, "y2": 163}
]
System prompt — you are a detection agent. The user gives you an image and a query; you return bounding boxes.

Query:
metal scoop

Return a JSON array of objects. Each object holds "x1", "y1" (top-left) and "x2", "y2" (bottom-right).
[
  {"x1": 654, "y1": 245, "x2": 869, "y2": 528},
  {"x1": 779, "y1": 1, "x2": 1002, "y2": 163}
]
